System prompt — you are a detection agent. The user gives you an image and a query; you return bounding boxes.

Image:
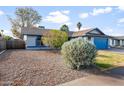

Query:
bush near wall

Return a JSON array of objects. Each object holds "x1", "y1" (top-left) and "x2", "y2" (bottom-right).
[
  {"x1": 42, "y1": 30, "x2": 68, "y2": 48},
  {"x1": 6, "y1": 39, "x2": 25, "y2": 49},
  {"x1": 61, "y1": 38, "x2": 97, "y2": 70}
]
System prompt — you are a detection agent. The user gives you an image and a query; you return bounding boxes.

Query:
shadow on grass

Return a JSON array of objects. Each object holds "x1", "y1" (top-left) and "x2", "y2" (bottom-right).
[
  {"x1": 95, "y1": 62, "x2": 113, "y2": 69},
  {"x1": 97, "y1": 54, "x2": 112, "y2": 58}
]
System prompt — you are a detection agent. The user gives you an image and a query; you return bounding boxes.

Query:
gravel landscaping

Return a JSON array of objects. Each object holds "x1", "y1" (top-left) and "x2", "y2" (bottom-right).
[{"x1": 0, "y1": 49, "x2": 99, "y2": 86}]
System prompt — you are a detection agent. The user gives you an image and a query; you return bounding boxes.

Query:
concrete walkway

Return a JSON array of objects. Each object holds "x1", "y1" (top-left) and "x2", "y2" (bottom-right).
[
  {"x1": 61, "y1": 64, "x2": 124, "y2": 86},
  {"x1": 60, "y1": 74, "x2": 124, "y2": 86}
]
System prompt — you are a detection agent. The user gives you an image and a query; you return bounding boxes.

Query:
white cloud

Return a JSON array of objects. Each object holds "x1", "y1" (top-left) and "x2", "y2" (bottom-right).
[
  {"x1": 79, "y1": 13, "x2": 89, "y2": 19},
  {"x1": 0, "y1": 10, "x2": 4, "y2": 15},
  {"x1": 2, "y1": 30, "x2": 13, "y2": 37},
  {"x1": 79, "y1": 7, "x2": 112, "y2": 19},
  {"x1": 107, "y1": 28, "x2": 113, "y2": 33},
  {"x1": 118, "y1": 6, "x2": 124, "y2": 11},
  {"x1": 102, "y1": 28, "x2": 113, "y2": 35},
  {"x1": 44, "y1": 11, "x2": 70, "y2": 23},
  {"x1": 64, "y1": 22, "x2": 72, "y2": 26},
  {"x1": 62, "y1": 10, "x2": 70, "y2": 14},
  {"x1": 91, "y1": 7, "x2": 112, "y2": 16},
  {"x1": 74, "y1": 27, "x2": 91, "y2": 31},
  {"x1": 118, "y1": 18, "x2": 124, "y2": 23},
  {"x1": 102, "y1": 28, "x2": 124, "y2": 36}
]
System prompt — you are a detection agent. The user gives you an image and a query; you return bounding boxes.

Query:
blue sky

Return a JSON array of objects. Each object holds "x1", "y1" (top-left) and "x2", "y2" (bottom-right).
[{"x1": 0, "y1": 6, "x2": 124, "y2": 36}]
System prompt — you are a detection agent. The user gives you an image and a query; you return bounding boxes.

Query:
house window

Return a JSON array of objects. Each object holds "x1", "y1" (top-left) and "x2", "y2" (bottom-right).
[{"x1": 88, "y1": 36, "x2": 91, "y2": 41}]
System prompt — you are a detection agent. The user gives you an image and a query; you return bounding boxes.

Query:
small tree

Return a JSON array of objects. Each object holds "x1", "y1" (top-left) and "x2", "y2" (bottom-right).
[
  {"x1": 60, "y1": 24, "x2": 69, "y2": 32},
  {"x1": 3, "y1": 35, "x2": 12, "y2": 41},
  {"x1": 42, "y1": 30, "x2": 68, "y2": 48},
  {"x1": 77, "y1": 22, "x2": 82, "y2": 31}
]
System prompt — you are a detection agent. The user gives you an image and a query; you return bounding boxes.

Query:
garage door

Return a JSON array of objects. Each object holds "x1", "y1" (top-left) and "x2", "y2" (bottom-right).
[
  {"x1": 94, "y1": 37, "x2": 108, "y2": 49},
  {"x1": 26, "y1": 36, "x2": 37, "y2": 47}
]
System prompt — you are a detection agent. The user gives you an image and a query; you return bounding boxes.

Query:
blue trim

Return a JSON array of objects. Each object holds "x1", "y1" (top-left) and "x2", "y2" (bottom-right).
[{"x1": 27, "y1": 45, "x2": 47, "y2": 48}]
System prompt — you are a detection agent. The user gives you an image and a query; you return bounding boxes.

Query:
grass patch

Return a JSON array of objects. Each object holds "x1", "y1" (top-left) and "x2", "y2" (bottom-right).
[
  {"x1": 95, "y1": 50, "x2": 124, "y2": 69},
  {"x1": 95, "y1": 62, "x2": 113, "y2": 69}
]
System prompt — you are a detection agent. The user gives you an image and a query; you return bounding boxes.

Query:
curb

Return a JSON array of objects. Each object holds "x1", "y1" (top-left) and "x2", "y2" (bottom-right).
[{"x1": 0, "y1": 50, "x2": 6, "y2": 55}]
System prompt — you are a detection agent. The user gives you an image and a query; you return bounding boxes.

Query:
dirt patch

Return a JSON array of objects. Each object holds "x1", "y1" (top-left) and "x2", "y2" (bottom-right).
[{"x1": 0, "y1": 49, "x2": 100, "y2": 86}]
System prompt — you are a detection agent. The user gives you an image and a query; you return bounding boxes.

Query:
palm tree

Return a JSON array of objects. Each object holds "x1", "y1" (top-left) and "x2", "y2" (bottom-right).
[
  {"x1": 77, "y1": 22, "x2": 82, "y2": 31},
  {"x1": 0, "y1": 30, "x2": 4, "y2": 36}
]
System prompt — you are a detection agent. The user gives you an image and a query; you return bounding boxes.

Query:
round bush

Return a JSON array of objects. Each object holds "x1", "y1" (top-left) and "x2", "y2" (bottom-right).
[{"x1": 61, "y1": 38, "x2": 97, "y2": 70}]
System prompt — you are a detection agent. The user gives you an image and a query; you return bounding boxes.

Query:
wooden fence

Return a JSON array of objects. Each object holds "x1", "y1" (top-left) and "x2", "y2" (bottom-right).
[
  {"x1": 6, "y1": 39, "x2": 25, "y2": 49},
  {"x1": 0, "y1": 39, "x2": 6, "y2": 50}
]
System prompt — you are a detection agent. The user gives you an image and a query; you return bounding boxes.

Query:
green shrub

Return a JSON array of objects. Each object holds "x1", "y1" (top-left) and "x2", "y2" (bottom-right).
[
  {"x1": 3, "y1": 35, "x2": 12, "y2": 41},
  {"x1": 61, "y1": 38, "x2": 97, "y2": 70},
  {"x1": 42, "y1": 30, "x2": 68, "y2": 48}
]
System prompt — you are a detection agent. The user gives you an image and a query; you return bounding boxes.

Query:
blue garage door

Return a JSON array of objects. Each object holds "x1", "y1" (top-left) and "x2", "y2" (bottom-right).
[{"x1": 94, "y1": 37, "x2": 108, "y2": 49}]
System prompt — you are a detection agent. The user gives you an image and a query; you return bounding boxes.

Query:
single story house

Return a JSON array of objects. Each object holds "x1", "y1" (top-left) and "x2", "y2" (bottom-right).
[
  {"x1": 21, "y1": 27, "x2": 110, "y2": 49},
  {"x1": 109, "y1": 36, "x2": 124, "y2": 47}
]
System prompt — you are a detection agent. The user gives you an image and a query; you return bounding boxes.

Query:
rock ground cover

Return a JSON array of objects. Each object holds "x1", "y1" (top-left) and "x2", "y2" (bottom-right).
[{"x1": 0, "y1": 50, "x2": 99, "y2": 86}]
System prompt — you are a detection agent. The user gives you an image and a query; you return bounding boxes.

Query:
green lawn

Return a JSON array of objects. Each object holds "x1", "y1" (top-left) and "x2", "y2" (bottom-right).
[{"x1": 95, "y1": 51, "x2": 124, "y2": 69}]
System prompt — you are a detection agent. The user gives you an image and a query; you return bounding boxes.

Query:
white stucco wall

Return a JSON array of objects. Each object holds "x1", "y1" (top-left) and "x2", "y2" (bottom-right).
[
  {"x1": 109, "y1": 38, "x2": 113, "y2": 46},
  {"x1": 23, "y1": 35, "x2": 27, "y2": 41},
  {"x1": 83, "y1": 37, "x2": 94, "y2": 45},
  {"x1": 122, "y1": 40, "x2": 124, "y2": 46},
  {"x1": 109, "y1": 38, "x2": 116, "y2": 47},
  {"x1": 120, "y1": 40, "x2": 123, "y2": 46}
]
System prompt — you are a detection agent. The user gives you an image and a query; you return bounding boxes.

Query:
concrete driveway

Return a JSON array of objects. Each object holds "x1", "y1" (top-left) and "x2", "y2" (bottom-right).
[
  {"x1": 61, "y1": 67, "x2": 124, "y2": 86},
  {"x1": 107, "y1": 48, "x2": 124, "y2": 54},
  {"x1": 60, "y1": 74, "x2": 124, "y2": 86},
  {"x1": 61, "y1": 62, "x2": 124, "y2": 86}
]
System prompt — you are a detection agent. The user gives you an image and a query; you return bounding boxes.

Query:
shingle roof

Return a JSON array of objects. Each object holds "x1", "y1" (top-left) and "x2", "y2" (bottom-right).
[
  {"x1": 21, "y1": 27, "x2": 75, "y2": 37},
  {"x1": 21, "y1": 27, "x2": 51, "y2": 35},
  {"x1": 21, "y1": 27, "x2": 107, "y2": 37},
  {"x1": 71, "y1": 28, "x2": 106, "y2": 37},
  {"x1": 112, "y1": 36, "x2": 124, "y2": 40},
  {"x1": 71, "y1": 28, "x2": 94, "y2": 37},
  {"x1": 68, "y1": 31, "x2": 74, "y2": 37}
]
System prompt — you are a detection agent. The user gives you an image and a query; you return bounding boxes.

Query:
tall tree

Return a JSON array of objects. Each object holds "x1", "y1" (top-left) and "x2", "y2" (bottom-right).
[
  {"x1": 77, "y1": 22, "x2": 82, "y2": 31},
  {"x1": 8, "y1": 7, "x2": 42, "y2": 38},
  {"x1": 60, "y1": 24, "x2": 69, "y2": 32}
]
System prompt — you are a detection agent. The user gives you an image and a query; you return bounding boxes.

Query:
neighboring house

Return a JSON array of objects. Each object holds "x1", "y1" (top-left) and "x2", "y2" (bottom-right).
[
  {"x1": 21, "y1": 27, "x2": 109, "y2": 49},
  {"x1": 109, "y1": 36, "x2": 124, "y2": 47},
  {"x1": 70, "y1": 28, "x2": 109, "y2": 49}
]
